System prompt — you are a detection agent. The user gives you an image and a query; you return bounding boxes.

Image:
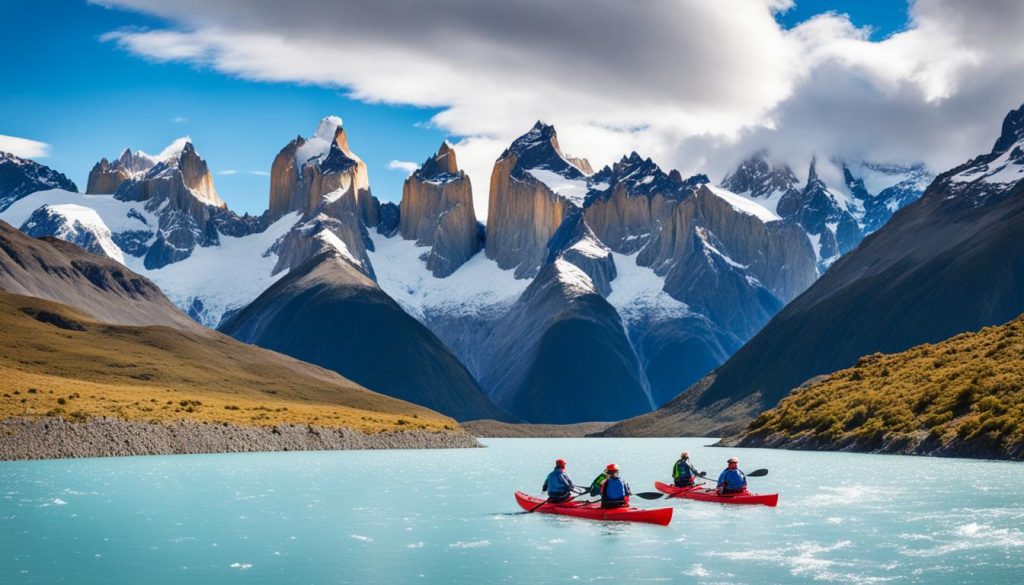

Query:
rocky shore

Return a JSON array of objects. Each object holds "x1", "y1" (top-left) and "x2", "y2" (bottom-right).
[
  {"x1": 717, "y1": 432, "x2": 1024, "y2": 461},
  {"x1": 0, "y1": 417, "x2": 481, "y2": 461}
]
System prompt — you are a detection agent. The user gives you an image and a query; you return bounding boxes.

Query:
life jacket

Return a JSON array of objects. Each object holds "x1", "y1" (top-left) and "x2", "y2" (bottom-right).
[
  {"x1": 717, "y1": 468, "x2": 746, "y2": 491},
  {"x1": 601, "y1": 477, "x2": 628, "y2": 501},
  {"x1": 673, "y1": 459, "x2": 694, "y2": 480},
  {"x1": 544, "y1": 469, "x2": 572, "y2": 495}
]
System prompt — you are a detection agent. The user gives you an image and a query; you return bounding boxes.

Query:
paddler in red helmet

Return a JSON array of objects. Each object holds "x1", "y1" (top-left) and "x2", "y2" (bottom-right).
[
  {"x1": 599, "y1": 463, "x2": 631, "y2": 509},
  {"x1": 716, "y1": 457, "x2": 748, "y2": 495},
  {"x1": 541, "y1": 458, "x2": 574, "y2": 503}
]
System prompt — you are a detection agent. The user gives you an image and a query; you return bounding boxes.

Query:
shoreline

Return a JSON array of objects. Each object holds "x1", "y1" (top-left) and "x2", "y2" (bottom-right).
[{"x1": 0, "y1": 416, "x2": 481, "y2": 461}]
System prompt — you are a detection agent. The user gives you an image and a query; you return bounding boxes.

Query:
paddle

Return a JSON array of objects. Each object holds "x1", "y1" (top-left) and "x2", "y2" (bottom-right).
[{"x1": 529, "y1": 485, "x2": 589, "y2": 512}]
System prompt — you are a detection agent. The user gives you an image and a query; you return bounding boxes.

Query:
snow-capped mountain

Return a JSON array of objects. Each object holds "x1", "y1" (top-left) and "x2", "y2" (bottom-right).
[
  {"x1": 604, "y1": 101, "x2": 1024, "y2": 437},
  {"x1": 20, "y1": 204, "x2": 125, "y2": 263},
  {"x1": 0, "y1": 152, "x2": 78, "y2": 211},
  {"x1": 2, "y1": 116, "x2": 916, "y2": 424},
  {"x1": 369, "y1": 123, "x2": 817, "y2": 421},
  {"x1": 723, "y1": 152, "x2": 932, "y2": 269}
]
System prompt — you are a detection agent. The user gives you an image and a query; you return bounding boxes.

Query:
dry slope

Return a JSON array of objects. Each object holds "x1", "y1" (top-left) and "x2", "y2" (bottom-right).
[{"x1": 725, "y1": 314, "x2": 1024, "y2": 460}]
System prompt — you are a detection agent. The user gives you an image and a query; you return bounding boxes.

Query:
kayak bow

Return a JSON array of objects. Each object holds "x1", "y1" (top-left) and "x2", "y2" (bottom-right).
[
  {"x1": 514, "y1": 492, "x2": 673, "y2": 526},
  {"x1": 653, "y1": 481, "x2": 779, "y2": 507}
]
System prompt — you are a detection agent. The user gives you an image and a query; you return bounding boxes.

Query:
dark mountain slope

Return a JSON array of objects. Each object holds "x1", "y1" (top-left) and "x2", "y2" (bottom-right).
[
  {"x1": 0, "y1": 220, "x2": 200, "y2": 331},
  {"x1": 220, "y1": 250, "x2": 509, "y2": 421}
]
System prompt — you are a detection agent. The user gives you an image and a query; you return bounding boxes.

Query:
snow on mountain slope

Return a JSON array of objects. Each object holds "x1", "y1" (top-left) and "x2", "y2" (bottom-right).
[
  {"x1": 1, "y1": 189, "x2": 298, "y2": 327},
  {"x1": 20, "y1": 204, "x2": 126, "y2": 264},
  {"x1": 367, "y1": 230, "x2": 529, "y2": 320},
  {"x1": 1, "y1": 189, "x2": 156, "y2": 234},
  {"x1": 123, "y1": 211, "x2": 300, "y2": 327},
  {"x1": 703, "y1": 184, "x2": 780, "y2": 223},
  {"x1": 607, "y1": 252, "x2": 690, "y2": 322}
]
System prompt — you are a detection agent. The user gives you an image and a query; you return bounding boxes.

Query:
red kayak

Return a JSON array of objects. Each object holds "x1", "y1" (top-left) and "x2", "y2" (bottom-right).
[
  {"x1": 514, "y1": 491, "x2": 673, "y2": 526},
  {"x1": 654, "y1": 481, "x2": 779, "y2": 507}
]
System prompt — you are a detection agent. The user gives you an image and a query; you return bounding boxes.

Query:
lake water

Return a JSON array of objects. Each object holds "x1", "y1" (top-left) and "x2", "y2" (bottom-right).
[{"x1": 2, "y1": 438, "x2": 1023, "y2": 584}]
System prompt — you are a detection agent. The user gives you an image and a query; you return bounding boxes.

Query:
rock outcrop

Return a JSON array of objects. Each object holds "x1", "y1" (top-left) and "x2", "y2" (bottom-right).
[
  {"x1": 485, "y1": 122, "x2": 590, "y2": 278},
  {"x1": 85, "y1": 148, "x2": 157, "y2": 194},
  {"x1": 399, "y1": 141, "x2": 480, "y2": 277},
  {"x1": 0, "y1": 151, "x2": 78, "y2": 211},
  {"x1": 267, "y1": 117, "x2": 381, "y2": 276},
  {"x1": 267, "y1": 116, "x2": 378, "y2": 226},
  {"x1": 108, "y1": 140, "x2": 236, "y2": 268}
]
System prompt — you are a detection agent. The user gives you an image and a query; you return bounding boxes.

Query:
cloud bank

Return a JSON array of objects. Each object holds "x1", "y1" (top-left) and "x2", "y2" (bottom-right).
[
  {"x1": 0, "y1": 135, "x2": 52, "y2": 159},
  {"x1": 96, "y1": 0, "x2": 1024, "y2": 216}
]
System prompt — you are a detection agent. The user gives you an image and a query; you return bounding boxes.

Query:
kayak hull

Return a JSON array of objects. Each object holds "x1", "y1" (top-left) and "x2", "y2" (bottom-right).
[
  {"x1": 654, "y1": 481, "x2": 779, "y2": 507},
  {"x1": 514, "y1": 491, "x2": 673, "y2": 526}
]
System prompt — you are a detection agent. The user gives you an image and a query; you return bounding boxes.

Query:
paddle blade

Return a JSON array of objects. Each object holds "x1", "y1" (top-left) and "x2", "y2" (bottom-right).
[
  {"x1": 633, "y1": 492, "x2": 664, "y2": 500},
  {"x1": 747, "y1": 468, "x2": 769, "y2": 477}
]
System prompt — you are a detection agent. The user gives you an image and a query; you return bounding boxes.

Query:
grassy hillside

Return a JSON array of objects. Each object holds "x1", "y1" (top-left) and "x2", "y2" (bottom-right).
[
  {"x1": 731, "y1": 314, "x2": 1024, "y2": 459},
  {"x1": 0, "y1": 291, "x2": 456, "y2": 434}
]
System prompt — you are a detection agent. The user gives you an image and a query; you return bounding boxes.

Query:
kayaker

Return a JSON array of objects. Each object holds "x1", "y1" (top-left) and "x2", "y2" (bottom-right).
[
  {"x1": 588, "y1": 463, "x2": 615, "y2": 496},
  {"x1": 599, "y1": 464, "x2": 631, "y2": 508},
  {"x1": 716, "y1": 457, "x2": 748, "y2": 495},
  {"x1": 672, "y1": 451, "x2": 700, "y2": 487},
  {"x1": 542, "y1": 459, "x2": 574, "y2": 503}
]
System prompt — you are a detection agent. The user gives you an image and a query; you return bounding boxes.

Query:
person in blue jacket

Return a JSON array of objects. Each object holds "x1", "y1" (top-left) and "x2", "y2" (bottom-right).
[
  {"x1": 672, "y1": 451, "x2": 701, "y2": 487},
  {"x1": 599, "y1": 463, "x2": 631, "y2": 508},
  {"x1": 716, "y1": 457, "x2": 748, "y2": 495},
  {"x1": 542, "y1": 459, "x2": 574, "y2": 503}
]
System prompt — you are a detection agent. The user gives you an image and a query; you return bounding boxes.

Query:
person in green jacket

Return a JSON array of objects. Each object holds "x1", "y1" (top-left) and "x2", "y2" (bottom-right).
[
  {"x1": 589, "y1": 463, "x2": 616, "y2": 496},
  {"x1": 672, "y1": 451, "x2": 701, "y2": 488}
]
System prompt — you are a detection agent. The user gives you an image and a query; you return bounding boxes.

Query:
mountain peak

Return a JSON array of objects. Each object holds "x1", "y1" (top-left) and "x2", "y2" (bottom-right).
[
  {"x1": 415, "y1": 140, "x2": 461, "y2": 179},
  {"x1": 806, "y1": 156, "x2": 825, "y2": 187},
  {"x1": 991, "y1": 102, "x2": 1024, "y2": 155}
]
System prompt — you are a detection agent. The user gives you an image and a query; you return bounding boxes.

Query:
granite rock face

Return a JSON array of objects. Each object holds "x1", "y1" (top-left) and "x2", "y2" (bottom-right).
[
  {"x1": 613, "y1": 102, "x2": 1024, "y2": 436},
  {"x1": 0, "y1": 151, "x2": 78, "y2": 211},
  {"x1": 86, "y1": 148, "x2": 158, "y2": 194},
  {"x1": 268, "y1": 116, "x2": 378, "y2": 227},
  {"x1": 399, "y1": 141, "x2": 480, "y2": 277},
  {"x1": 111, "y1": 141, "x2": 237, "y2": 269},
  {"x1": 267, "y1": 117, "x2": 382, "y2": 277},
  {"x1": 485, "y1": 122, "x2": 590, "y2": 278}
]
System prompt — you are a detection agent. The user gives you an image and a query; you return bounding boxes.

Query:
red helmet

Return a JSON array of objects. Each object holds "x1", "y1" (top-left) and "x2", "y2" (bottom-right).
[
  {"x1": 555, "y1": 459, "x2": 566, "y2": 468},
  {"x1": 605, "y1": 463, "x2": 619, "y2": 472}
]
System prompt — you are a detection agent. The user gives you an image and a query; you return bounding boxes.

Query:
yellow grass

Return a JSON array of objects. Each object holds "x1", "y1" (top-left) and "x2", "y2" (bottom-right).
[
  {"x1": 0, "y1": 292, "x2": 456, "y2": 434},
  {"x1": 743, "y1": 314, "x2": 1024, "y2": 453}
]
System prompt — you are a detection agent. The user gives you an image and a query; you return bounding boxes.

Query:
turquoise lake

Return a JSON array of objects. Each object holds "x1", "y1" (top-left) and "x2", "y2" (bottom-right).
[{"x1": 2, "y1": 438, "x2": 1023, "y2": 584}]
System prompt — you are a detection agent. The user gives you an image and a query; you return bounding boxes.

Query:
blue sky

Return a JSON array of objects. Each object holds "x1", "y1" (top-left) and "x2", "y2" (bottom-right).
[
  {"x1": 5, "y1": 0, "x2": 996, "y2": 217},
  {"x1": 1, "y1": 1, "x2": 448, "y2": 214}
]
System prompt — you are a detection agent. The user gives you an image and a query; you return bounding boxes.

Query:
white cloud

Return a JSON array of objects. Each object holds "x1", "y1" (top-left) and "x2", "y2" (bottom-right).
[
  {"x1": 218, "y1": 169, "x2": 269, "y2": 176},
  {"x1": 97, "y1": 0, "x2": 1024, "y2": 216},
  {"x1": 387, "y1": 160, "x2": 419, "y2": 175},
  {"x1": 171, "y1": 116, "x2": 188, "y2": 123},
  {"x1": 0, "y1": 134, "x2": 52, "y2": 158}
]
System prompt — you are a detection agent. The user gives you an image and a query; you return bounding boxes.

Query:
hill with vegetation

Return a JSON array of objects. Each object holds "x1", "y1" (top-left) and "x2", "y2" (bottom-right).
[
  {"x1": 725, "y1": 314, "x2": 1024, "y2": 460},
  {"x1": 0, "y1": 291, "x2": 472, "y2": 458}
]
